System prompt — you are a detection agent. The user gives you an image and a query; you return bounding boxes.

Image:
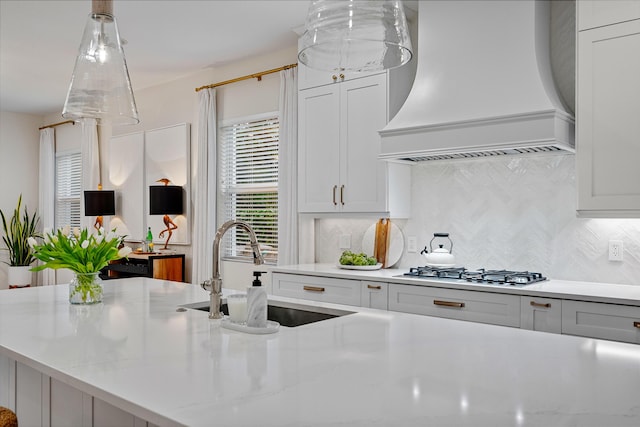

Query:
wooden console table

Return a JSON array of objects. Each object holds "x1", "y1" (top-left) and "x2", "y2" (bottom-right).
[{"x1": 103, "y1": 253, "x2": 185, "y2": 282}]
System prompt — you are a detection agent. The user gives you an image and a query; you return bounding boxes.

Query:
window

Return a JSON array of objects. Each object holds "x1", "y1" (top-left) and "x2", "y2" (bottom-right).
[
  {"x1": 55, "y1": 151, "x2": 82, "y2": 230},
  {"x1": 220, "y1": 114, "x2": 279, "y2": 263}
]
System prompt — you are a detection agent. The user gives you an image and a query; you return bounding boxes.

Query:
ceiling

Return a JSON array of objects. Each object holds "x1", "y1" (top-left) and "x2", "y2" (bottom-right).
[{"x1": 0, "y1": 0, "x2": 311, "y2": 116}]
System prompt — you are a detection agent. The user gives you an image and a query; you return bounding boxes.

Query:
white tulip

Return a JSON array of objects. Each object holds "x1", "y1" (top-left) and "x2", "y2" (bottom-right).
[
  {"x1": 73, "y1": 227, "x2": 80, "y2": 238},
  {"x1": 118, "y1": 246, "x2": 132, "y2": 258},
  {"x1": 96, "y1": 234, "x2": 104, "y2": 244},
  {"x1": 62, "y1": 225, "x2": 70, "y2": 236},
  {"x1": 81, "y1": 240, "x2": 90, "y2": 249},
  {"x1": 28, "y1": 237, "x2": 38, "y2": 248},
  {"x1": 106, "y1": 232, "x2": 117, "y2": 241}
]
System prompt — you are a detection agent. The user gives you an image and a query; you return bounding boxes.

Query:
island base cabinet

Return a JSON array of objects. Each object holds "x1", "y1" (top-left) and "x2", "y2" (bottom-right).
[
  {"x1": 520, "y1": 296, "x2": 562, "y2": 334},
  {"x1": 562, "y1": 300, "x2": 640, "y2": 344},
  {"x1": 0, "y1": 356, "x2": 160, "y2": 427},
  {"x1": 388, "y1": 284, "x2": 521, "y2": 327}
]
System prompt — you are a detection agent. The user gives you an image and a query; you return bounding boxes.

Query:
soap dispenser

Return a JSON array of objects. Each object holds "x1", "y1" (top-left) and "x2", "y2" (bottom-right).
[{"x1": 246, "y1": 271, "x2": 267, "y2": 328}]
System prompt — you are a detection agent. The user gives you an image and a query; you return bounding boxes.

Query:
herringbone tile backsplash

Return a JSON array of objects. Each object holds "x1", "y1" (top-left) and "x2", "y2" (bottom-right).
[{"x1": 315, "y1": 154, "x2": 640, "y2": 286}]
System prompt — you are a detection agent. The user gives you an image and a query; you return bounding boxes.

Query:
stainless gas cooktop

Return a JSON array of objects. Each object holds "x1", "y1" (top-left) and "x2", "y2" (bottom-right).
[{"x1": 401, "y1": 266, "x2": 547, "y2": 286}]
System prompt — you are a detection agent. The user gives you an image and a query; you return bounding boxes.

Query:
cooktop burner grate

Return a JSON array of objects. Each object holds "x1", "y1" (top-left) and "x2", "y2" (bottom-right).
[{"x1": 403, "y1": 267, "x2": 546, "y2": 286}]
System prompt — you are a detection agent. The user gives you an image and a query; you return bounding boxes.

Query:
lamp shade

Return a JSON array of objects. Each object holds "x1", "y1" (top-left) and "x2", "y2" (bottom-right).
[
  {"x1": 149, "y1": 186, "x2": 183, "y2": 215},
  {"x1": 298, "y1": 0, "x2": 413, "y2": 72},
  {"x1": 84, "y1": 190, "x2": 115, "y2": 216},
  {"x1": 62, "y1": 5, "x2": 139, "y2": 125}
]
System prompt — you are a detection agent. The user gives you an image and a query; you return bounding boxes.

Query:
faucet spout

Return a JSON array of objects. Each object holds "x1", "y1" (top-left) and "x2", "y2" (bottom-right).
[{"x1": 201, "y1": 220, "x2": 265, "y2": 319}]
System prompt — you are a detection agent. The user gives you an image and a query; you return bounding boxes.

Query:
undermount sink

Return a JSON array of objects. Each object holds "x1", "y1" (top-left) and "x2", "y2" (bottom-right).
[{"x1": 184, "y1": 300, "x2": 355, "y2": 327}]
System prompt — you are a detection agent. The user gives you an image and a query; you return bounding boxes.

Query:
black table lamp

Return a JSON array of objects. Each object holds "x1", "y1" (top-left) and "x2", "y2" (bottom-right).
[
  {"x1": 84, "y1": 190, "x2": 115, "y2": 231},
  {"x1": 149, "y1": 180, "x2": 183, "y2": 249}
]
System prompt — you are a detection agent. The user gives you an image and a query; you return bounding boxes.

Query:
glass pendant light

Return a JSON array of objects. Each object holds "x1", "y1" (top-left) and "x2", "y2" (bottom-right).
[
  {"x1": 62, "y1": 0, "x2": 139, "y2": 125},
  {"x1": 298, "y1": 0, "x2": 413, "y2": 72}
]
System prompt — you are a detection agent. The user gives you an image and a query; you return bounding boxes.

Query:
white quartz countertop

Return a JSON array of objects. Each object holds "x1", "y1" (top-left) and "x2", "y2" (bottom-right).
[
  {"x1": 272, "y1": 263, "x2": 640, "y2": 306},
  {"x1": 1, "y1": 278, "x2": 640, "y2": 426}
]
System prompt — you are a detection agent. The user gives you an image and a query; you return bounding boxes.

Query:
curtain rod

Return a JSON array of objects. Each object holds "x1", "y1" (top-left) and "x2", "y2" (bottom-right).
[
  {"x1": 195, "y1": 63, "x2": 297, "y2": 92},
  {"x1": 39, "y1": 120, "x2": 75, "y2": 130}
]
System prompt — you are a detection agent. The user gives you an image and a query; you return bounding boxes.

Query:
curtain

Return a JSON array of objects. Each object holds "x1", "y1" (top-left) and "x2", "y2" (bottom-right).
[
  {"x1": 277, "y1": 68, "x2": 299, "y2": 266},
  {"x1": 192, "y1": 88, "x2": 217, "y2": 284},
  {"x1": 38, "y1": 128, "x2": 56, "y2": 286},
  {"x1": 80, "y1": 118, "x2": 100, "y2": 230}
]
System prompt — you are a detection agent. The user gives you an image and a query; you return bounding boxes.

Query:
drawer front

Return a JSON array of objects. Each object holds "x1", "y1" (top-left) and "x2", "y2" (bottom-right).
[
  {"x1": 562, "y1": 300, "x2": 640, "y2": 344},
  {"x1": 521, "y1": 296, "x2": 562, "y2": 334},
  {"x1": 271, "y1": 273, "x2": 361, "y2": 306},
  {"x1": 389, "y1": 284, "x2": 521, "y2": 327},
  {"x1": 361, "y1": 281, "x2": 388, "y2": 310}
]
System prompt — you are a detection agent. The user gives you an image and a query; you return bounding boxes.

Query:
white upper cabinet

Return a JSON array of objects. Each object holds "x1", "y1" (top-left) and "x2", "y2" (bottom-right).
[
  {"x1": 298, "y1": 72, "x2": 410, "y2": 216},
  {"x1": 576, "y1": 2, "x2": 640, "y2": 217},
  {"x1": 298, "y1": 62, "x2": 386, "y2": 90},
  {"x1": 578, "y1": 0, "x2": 640, "y2": 30}
]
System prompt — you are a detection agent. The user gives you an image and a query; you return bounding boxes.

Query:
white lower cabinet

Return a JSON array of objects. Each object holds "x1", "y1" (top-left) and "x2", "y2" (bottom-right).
[
  {"x1": 520, "y1": 296, "x2": 562, "y2": 334},
  {"x1": 0, "y1": 356, "x2": 157, "y2": 427},
  {"x1": 389, "y1": 284, "x2": 521, "y2": 327},
  {"x1": 271, "y1": 273, "x2": 361, "y2": 306},
  {"x1": 561, "y1": 300, "x2": 640, "y2": 344},
  {"x1": 361, "y1": 281, "x2": 388, "y2": 310}
]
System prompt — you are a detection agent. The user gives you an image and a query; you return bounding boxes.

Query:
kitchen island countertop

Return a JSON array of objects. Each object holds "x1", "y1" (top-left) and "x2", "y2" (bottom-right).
[{"x1": 1, "y1": 278, "x2": 639, "y2": 426}]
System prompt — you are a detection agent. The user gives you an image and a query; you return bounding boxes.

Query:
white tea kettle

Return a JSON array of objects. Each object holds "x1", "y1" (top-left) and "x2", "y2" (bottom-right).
[{"x1": 421, "y1": 233, "x2": 456, "y2": 268}]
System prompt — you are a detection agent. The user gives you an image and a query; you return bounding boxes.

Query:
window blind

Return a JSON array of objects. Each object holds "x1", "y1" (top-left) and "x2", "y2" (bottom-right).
[
  {"x1": 221, "y1": 115, "x2": 279, "y2": 262},
  {"x1": 55, "y1": 151, "x2": 82, "y2": 230}
]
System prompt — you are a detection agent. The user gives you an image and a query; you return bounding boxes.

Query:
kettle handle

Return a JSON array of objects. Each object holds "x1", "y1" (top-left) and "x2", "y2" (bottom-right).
[{"x1": 429, "y1": 233, "x2": 453, "y2": 253}]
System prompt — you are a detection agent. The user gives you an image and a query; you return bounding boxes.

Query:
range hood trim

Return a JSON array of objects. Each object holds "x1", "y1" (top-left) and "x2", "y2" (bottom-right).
[{"x1": 379, "y1": 109, "x2": 575, "y2": 161}]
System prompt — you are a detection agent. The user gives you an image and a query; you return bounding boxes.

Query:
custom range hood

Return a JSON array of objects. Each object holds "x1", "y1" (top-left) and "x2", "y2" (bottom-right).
[{"x1": 379, "y1": 0, "x2": 575, "y2": 162}]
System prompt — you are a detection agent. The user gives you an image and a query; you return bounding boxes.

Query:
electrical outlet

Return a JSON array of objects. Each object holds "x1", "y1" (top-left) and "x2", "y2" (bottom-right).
[
  {"x1": 407, "y1": 236, "x2": 417, "y2": 253},
  {"x1": 609, "y1": 240, "x2": 623, "y2": 262},
  {"x1": 339, "y1": 234, "x2": 351, "y2": 249}
]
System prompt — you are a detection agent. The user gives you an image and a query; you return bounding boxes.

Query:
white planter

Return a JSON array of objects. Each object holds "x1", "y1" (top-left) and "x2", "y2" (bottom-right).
[{"x1": 7, "y1": 265, "x2": 33, "y2": 288}]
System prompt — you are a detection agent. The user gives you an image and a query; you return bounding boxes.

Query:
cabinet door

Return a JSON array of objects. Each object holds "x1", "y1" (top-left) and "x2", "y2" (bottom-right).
[
  {"x1": 361, "y1": 281, "x2": 388, "y2": 310},
  {"x1": 389, "y1": 284, "x2": 521, "y2": 327},
  {"x1": 15, "y1": 362, "x2": 43, "y2": 427},
  {"x1": 298, "y1": 85, "x2": 341, "y2": 212},
  {"x1": 521, "y1": 296, "x2": 562, "y2": 334},
  {"x1": 577, "y1": 20, "x2": 640, "y2": 216},
  {"x1": 562, "y1": 300, "x2": 640, "y2": 343},
  {"x1": 272, "y1": 273, "x2": 361, "y2": 306},
  {"x1": 340, "y1": 73, "x2": 388, "y2": 212},
  {"x1": 578, "y1": 1, "x2": 640, "y2": 31},
  {"x1": 298, "y1": 61, "x2": 384, "y2": 90}
]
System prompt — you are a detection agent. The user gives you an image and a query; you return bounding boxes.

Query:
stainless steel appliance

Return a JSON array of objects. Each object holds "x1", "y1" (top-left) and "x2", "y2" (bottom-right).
[{"x1": 402, "y1": 267, "x2": 546, "y2": 286}]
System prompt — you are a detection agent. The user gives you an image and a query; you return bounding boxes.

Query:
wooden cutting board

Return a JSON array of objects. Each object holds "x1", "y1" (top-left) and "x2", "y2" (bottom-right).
[{"x1": 373, "y1": 218, "x2": 391, "y2": 268}]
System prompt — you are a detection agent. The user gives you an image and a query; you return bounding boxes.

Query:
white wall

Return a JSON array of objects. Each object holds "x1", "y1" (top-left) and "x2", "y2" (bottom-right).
[
  {"x1": 314, "y1": 154, "x2": 640, "y2": 286},
  {"x1": 0, "y1": 111, "x2": 43, "y2": 288}
]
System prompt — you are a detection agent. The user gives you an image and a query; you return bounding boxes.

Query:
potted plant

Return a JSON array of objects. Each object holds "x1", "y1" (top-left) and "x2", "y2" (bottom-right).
[{"x1": 1, "y1": 194, "x2": 40, "y2": 288}]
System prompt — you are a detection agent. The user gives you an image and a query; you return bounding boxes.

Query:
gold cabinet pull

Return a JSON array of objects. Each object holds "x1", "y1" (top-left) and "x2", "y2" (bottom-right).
[
  {"x1": 634, "y1": 321, "x2": 640, "y2": 329},
  {"x1": 434, "y1": 300, "x2": 465, "y2": 308},
  {"x1": 332, "y1": 185, "x2": 337, "y2": 205},
  {"x1": 340, "y1": 184, "x2": 345, "y2": 205},
  {"x1": 332, "y1": 74, "x2": 338, "y2": 82},
  {"x1": 339, "y1": 73, "x2": 345, "y2": 81},
  {"x1": 530, "y1": 301, "x2": 551, "y2": 309},
  {"x1": 303, "y1": 285, "x2": 325, "y2": 293},
  {"x1": 367, "y1": 284, "x2": 382, "y2": 290}
]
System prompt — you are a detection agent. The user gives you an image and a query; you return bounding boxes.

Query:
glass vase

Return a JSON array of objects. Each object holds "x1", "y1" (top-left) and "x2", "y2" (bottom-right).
[{"x1": 69, "y1": 272, "x2": 103, "y2": 304}]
